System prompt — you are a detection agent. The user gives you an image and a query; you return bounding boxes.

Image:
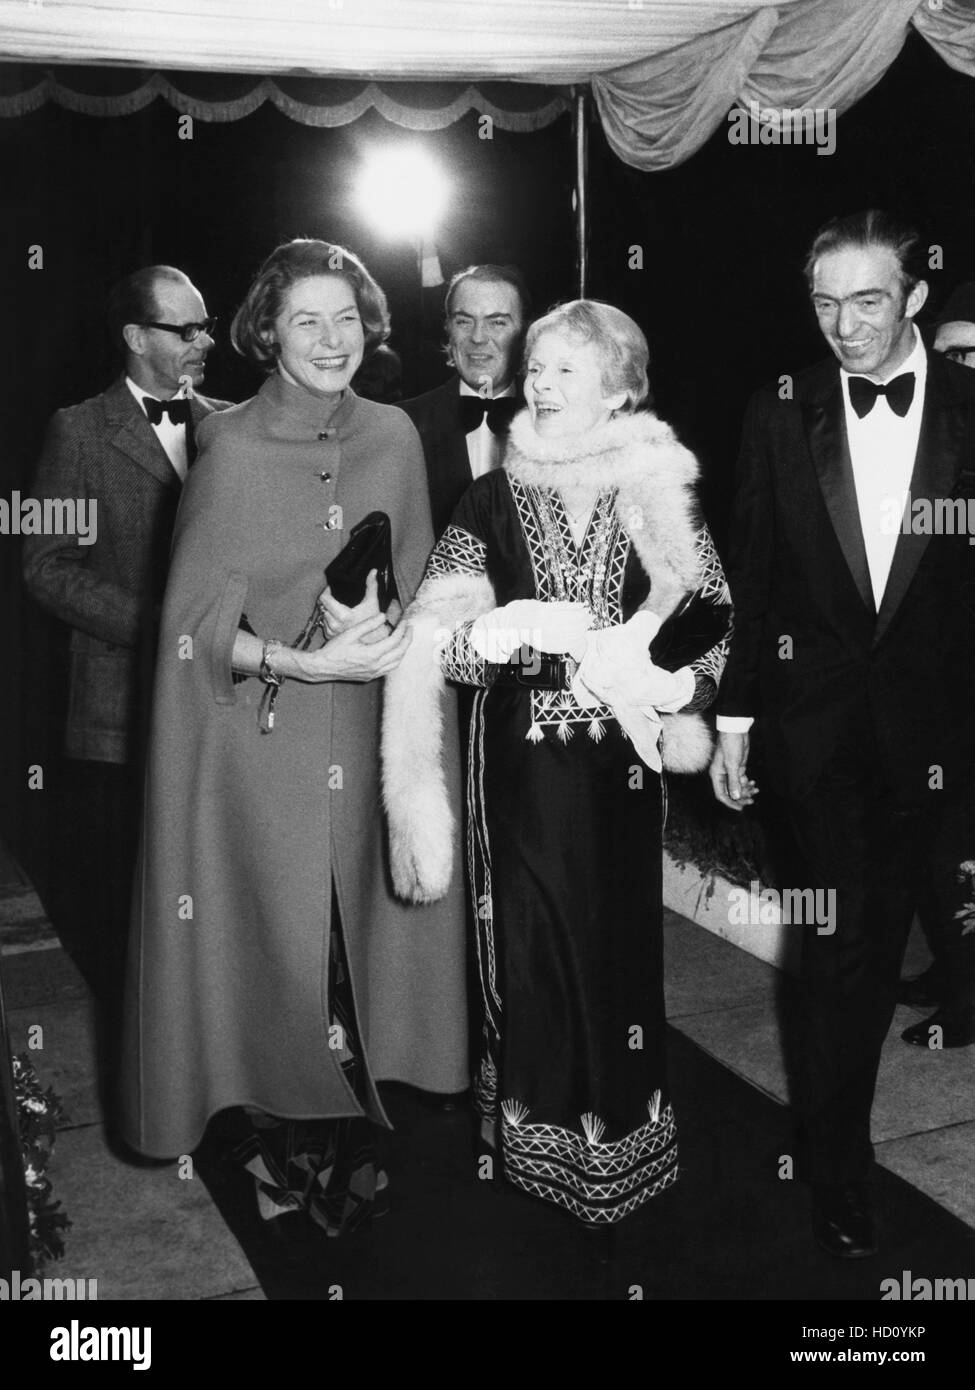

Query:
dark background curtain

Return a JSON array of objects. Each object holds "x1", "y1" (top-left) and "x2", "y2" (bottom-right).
[{"x1": 3, "y1": 30, "x2": 975, "y2": 898}]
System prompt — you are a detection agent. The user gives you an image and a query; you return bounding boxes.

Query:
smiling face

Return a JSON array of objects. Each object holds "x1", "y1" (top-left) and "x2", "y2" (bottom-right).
[
  {"x1": 447, "y1": 278, "x2": 524, "y2": 394},
  {"x1": 270, "y1": 275, "x2": 365, "y2": 396},
  {"x1": 524, "y1": 329, "x2": 627, "y2": 439},
  {"x1": 811, "y1": 244, "x2": 927, "y2": 380},
  {"x1": 126, "y1": 274, "x2": 213, "y2": 398}
]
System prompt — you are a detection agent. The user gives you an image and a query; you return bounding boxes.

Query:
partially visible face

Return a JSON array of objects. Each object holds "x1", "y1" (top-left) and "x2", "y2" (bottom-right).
[
  {"x1": 447, "y1": 278, "x2": 524, "y2": 394},
  {"x1": 270, "y1": 275, "x2": 365, "y2": 396},
  {"x1": 524, "y1": 329, "x2": 627, "y2": 439},
  {"x1": 129, "y1": 275, "x2": 213, "y2": 397},
  {"x1": 934, "y1": 320, "x2": 975, "y2": 369},
  {"x1": 811, "y1": 244, "x2": 927, "y2": 380}
]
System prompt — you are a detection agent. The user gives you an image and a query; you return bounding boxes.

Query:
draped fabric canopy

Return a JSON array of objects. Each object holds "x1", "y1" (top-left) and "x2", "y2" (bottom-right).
[{"x1": 1, "y1": 0, "x2": 974, "y2": 169}]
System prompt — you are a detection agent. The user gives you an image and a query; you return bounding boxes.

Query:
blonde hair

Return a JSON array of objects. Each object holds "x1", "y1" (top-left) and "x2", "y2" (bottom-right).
[{"x1": 524, "y1": 300, "x2": 649, "y2": 411}]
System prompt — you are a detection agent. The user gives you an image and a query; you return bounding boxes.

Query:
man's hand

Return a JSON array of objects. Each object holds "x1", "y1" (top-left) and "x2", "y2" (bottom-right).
[{"x1": 709, "y1": 730, "x2": 759, "y2": 812}]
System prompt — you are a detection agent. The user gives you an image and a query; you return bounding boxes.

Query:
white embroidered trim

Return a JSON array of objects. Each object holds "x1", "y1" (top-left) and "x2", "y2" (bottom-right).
[
  {"x1": 500, "y1": 1094, "x2": 679, "y2": 1223},
  {"x1": 427, "y1": 523, "x2": 488, "y2": 578},
  {"x1": 508, "y1": 477, "x2": 626, "y2": 742}
]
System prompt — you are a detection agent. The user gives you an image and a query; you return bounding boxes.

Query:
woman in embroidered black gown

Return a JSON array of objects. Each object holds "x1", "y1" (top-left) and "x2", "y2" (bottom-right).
[{"x1": 383, "y1": 301, "x2": 735, "y2": 1225}]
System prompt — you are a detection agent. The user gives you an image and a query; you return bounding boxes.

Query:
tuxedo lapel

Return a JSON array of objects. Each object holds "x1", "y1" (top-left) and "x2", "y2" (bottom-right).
[
  {"x1": 874, "y1": 354, "x2": 967, "y2": 643},
  {"x1": 438, "y1": 380, "x2": 477, "y2": 495},
  {"x1": 801, "y1": 370, "x2": 875, "y2": 616},
  {"x1": 103, "y1": 377, "x2": 182, "y2": 490}
]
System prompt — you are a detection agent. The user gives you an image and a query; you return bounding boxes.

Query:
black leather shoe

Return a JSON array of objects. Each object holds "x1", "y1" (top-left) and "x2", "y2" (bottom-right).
[
  {"x1": 898, "y1": 965, "x2": 945, "y2": 1009},
  {"x1": 811, "y1": 1183, "x2": 879, "y2": 1259},
  {"x1": 902, "y1": 1006, "x2": 975, "y2": 1049}
]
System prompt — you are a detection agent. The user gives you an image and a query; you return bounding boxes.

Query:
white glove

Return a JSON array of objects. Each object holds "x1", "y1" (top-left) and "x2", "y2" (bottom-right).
[
  {"x1": 572, "y1": 612, "x2": 690, "y2": 710},
  {"x1": 469, "y1": 600, "x2": 594, "y2": 664},
  {"x1": 571, "y1": 612, "x2": 694, "y2": 770}
]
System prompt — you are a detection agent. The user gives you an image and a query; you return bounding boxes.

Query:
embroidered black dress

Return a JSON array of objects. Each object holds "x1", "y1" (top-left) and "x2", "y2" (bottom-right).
[{"x1": 423, "y1": 459, "x2": 732, "y2": 1225}]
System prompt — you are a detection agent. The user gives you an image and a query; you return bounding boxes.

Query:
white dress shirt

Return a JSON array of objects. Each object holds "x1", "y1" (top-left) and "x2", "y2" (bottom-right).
[
  {"x1": 717, "y1": 327, "x2": 927, "y2": 735},
  {"x1": 459, "y1": 379, "x2": 516, "y2": 480},
  {"x1": 126, "y1": 377, "x2": 190, "y2": 481},
  {"x1": 840, "y1": 326, "x2": 926, "y2": 608}
]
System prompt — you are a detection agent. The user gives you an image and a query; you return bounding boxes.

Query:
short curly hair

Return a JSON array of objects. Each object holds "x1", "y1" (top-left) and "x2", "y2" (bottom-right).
[
  {"x1": 524, "y1": 300, "x2": 650, "y2": 412},
  {"x1": 231, "y1": 239, "x2": 390, "y2": 369}
]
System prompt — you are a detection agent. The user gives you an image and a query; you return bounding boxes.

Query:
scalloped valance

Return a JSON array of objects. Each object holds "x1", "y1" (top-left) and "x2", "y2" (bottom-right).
[{"x1": 0, "y1": 69, "x2": 570, "y2": 131}]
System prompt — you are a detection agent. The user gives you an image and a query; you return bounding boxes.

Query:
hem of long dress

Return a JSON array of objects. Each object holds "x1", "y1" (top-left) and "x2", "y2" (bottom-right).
[{"x1": 504, "y1": 1155, "x2": 680, "y2": 1226}]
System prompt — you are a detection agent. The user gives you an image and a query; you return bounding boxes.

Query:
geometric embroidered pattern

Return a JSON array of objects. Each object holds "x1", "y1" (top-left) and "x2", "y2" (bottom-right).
[
  {"x1": 695, "y1": 524, "x2": 731, "y2": 605},
  {"x1": 426, "y1": 523, "x2": 488, "y2": 578},
  {"x1": 473, "y1": 1051, "x2": 498, "y2": 1118},
  {"x1": 500, "y1": 1093, "x2": 679, "y2": 1224},
  {"x1": 508, "y1": 478, "x2": 625, "y2": 745},
  {"x1": 686, "y1": 525, "x2": 731, "y2": 706},
  {"x1": 441, "y1": 618, "x2": 493, "y2": 687}
]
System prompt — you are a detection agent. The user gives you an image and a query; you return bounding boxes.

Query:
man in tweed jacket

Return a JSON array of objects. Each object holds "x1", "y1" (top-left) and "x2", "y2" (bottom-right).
[{"x1": 23, "y1": 266, "x2": 232, "y2": 1023}]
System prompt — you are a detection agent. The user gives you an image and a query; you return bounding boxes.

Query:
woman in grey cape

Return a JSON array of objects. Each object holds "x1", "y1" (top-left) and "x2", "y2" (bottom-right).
[{"x1": 120, "y1": 239, "x2": 468, "y2": 1236}]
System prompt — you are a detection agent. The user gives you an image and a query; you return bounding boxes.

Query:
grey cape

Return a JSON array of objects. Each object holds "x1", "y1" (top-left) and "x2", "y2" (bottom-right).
[{"x1": 120, "y1": 373, "x2": 468, "y2": 1158}]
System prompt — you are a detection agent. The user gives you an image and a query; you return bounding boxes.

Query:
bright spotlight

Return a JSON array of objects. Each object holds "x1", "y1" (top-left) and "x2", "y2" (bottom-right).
[{"x1": 355, "y1": 146, "x2": 449, "y2": 241}]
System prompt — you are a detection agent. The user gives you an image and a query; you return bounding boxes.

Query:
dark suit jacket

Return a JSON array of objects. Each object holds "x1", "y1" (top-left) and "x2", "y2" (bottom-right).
[
  {"x1": 23, "y1": 375, "x2": 232, "y2": 763},
  {"x1": 717, "y1": 351, "x2": 975, "y2": 805},
  {"x1": 400, "y1": 376, "x2": 521, "y2": 539}
]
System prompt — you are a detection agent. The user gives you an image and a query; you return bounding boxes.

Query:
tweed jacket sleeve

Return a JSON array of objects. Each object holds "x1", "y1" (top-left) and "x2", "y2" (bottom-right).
[{"x1": 23, "y1": 408, "x2": 145, "y2": 647}]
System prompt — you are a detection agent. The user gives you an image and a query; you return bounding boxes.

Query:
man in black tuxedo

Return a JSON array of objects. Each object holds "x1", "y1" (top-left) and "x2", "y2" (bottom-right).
[
  {"x1": 23, "y1": 266, "x2": 232, "y2": 1025},
  {"x1": 710, "y1": 211, "x2": 975, "y2": 1258},
  {"x1": 401, "y1": 264, "x2": 529, "y2": 538}
]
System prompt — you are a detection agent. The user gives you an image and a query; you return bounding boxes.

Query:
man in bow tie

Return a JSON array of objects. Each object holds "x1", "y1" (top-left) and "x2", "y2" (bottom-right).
[
  {"x1": 710, "y1": 211, "x2": 975, "y2": 1258},
  {"x1": 23, "y1": 265, "x2": 232, "y2": 1042},
  {"x1": 401, "y1": 263, "x2": 529, "y2": 537}
]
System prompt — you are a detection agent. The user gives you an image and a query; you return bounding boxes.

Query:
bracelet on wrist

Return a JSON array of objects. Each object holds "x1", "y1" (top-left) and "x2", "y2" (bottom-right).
[
  {"x1": 258, "y1": 639, "x2": 286, "y2": 734},
  {"x1": 259, "y1": 638, "x2": 285, "y2": 687}
]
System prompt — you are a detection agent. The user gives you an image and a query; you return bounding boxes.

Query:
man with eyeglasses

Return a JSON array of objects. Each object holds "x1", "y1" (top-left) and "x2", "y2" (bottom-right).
[
  {"x1": 23, "y1": 266, "x2": 231, "y2": 1053},
  {"x1": 401, "y1": 263, "x2": 530, "y2": 538},
  {"x1": 933, "y1": 280, "x2": 975, "y2": 368}
]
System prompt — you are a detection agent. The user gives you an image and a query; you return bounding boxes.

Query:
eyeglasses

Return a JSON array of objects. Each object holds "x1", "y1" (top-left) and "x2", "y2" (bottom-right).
[
  {"x1": 942, "y1": 345, "x2": 975, "y2": 364},
  {"x1": 141, "y1": 318, "x2": 217, "y2": 343}
]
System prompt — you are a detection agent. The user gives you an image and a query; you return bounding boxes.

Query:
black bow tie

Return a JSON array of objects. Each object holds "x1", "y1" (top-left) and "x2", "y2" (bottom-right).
[
  {"x1": 459, "y1": 395, "x2": 519, "y2": 436},
  {"x1": 847, "y1": 372, "x2": 916, "y2": 420},
  {"x1": 144, "y1": 396, "x2": 192, "y2": 427}
]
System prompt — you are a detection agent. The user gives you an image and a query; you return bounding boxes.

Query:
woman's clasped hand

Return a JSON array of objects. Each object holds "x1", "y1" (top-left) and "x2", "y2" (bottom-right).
[{"x1": 294, "y1": 568, "x2": 412, "y2": 682}]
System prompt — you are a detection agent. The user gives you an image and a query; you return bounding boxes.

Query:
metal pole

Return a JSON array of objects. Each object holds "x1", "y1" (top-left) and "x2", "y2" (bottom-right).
[{"x1": 574, "y1": 87, "x2": 590, "y2": 299}]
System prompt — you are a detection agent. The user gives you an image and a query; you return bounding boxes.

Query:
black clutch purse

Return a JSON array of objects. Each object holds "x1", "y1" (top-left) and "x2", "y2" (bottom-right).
[
  {"x1": 324, "y1": 510, "x2": 396, "y2": 611},
  {"x1": 649, "y1": 591, "x2": 730, "y2": 671},
  {"x1": 256, "y1": 511, "x2": 397, "y2": 734}
]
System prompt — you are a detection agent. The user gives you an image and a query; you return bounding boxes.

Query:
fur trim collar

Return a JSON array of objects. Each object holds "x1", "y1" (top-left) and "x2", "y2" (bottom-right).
[
  {"x1": 506, "y1": 407, "x2": 697, "y2": 489},
  {"x1": 506, "y1": 408, "x2": 703, "y2": 622}
]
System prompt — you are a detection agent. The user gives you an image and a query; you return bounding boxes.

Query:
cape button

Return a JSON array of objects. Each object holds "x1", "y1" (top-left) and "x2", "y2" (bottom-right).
[
  {"x1": 320, "y1": 471, "x2": 332, "y2": 483},
  {"x1": 317, "y1": 429, "x2": 333, "y2": 441}
]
